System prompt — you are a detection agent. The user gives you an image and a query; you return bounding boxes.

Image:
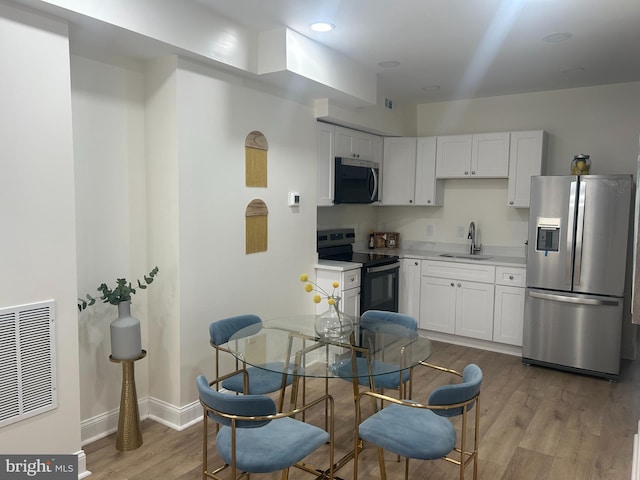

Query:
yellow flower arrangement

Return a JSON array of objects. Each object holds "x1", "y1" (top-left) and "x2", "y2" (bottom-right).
[
  {"x1": 299, "y1": 274, "x2": 339, "y2": 305},
  {"x1": 300, "y1": 273, "x2": 353, "y2": 339}
]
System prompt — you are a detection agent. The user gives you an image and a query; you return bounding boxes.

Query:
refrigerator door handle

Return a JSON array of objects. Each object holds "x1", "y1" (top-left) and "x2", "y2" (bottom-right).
[
  {"x1": 566, "y1": 180, "x2": 577, "y2": 285},
  {"x1": 574, "y1": 181, "x2": 586, "y2": 286},
  {"x1": 528, "y1": 290, "x2": 620, "y2": 307}
]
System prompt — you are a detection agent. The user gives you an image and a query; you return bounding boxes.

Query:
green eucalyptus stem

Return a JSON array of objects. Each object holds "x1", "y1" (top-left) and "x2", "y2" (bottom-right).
[{"x1": 78, "y1": 266, "x2": 159, "y2": 312}]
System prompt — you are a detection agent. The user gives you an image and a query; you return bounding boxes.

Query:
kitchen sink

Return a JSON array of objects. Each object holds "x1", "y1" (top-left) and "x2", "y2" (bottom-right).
[{"x1": 439, "y1": 253, "x2": 493, "y2": 260}]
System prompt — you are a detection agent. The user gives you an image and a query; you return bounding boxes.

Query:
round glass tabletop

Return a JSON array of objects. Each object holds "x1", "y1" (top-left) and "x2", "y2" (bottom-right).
[{"x1": 225, "y1": 315, "x2": 432, "y2": 379}]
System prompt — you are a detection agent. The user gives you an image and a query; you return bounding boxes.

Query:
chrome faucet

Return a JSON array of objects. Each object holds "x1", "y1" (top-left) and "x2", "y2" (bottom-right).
[{"x1": 467, "y1": 221, "x2": 482, "y2": 255}]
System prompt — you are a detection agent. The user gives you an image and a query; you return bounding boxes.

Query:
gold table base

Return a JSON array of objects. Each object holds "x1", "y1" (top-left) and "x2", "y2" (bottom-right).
[{"x1": 109, "y1": 350, "x2": 146, "y2": 451}]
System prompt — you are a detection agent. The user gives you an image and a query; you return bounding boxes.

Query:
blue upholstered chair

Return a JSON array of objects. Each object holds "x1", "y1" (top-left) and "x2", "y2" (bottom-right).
[
  {"x1": 209, "y1": 314, "x2": 295, "y2": 397},
  {"x1": 197, "y1": 373, "x2": 334, "y2": 480},
  {"x1": 354, "y1": 363, "x2": 483, "y2": 480},
  {"x1": 331, "y1": 310, "x2": 418, "y2": 399}
]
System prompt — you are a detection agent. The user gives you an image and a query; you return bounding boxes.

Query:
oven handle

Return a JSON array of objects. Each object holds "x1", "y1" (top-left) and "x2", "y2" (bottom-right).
[{"x1": 366, "y1": 262, "x2": 400, "y2": 274}]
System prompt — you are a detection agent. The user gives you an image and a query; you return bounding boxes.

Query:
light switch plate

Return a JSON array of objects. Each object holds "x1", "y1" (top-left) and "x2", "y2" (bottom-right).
[{"x1": 288, "y1": 192, "x2": 300, "y2": 207}]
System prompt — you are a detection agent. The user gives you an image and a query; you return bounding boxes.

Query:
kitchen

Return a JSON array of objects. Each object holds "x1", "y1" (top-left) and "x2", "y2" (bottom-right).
[{"x1": 3, "y1": 0, "x2": 640, "y2": 476}]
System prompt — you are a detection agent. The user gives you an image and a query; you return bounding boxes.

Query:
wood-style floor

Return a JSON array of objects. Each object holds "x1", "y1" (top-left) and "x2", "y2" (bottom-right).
[{"x1": 84, "y1": 341, "x2": 640, "y2": 479}]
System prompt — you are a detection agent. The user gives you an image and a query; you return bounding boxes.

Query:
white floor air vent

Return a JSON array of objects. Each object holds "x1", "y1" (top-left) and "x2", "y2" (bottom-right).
[{"x1": 0, "y1": 300, "x2": 56, "y2": 428}]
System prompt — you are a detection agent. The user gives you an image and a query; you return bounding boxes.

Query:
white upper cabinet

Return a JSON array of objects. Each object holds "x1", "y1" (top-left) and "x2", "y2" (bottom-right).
[
  {"x1": 334, "y1": 126, "x2": 375, "y2": 161},
  {"x1": 382, "y1": 136, "x2": 442, "y2": 206},
  {"x1": 382, "y1": 137, "x2": 417, "y2": 205},
  {"x1": 435, "y1": 135, "x2": 471, "y2": 178},
  {"x1": 316, "y1": 122, "x2": 336, "y2": 206},
  {"x1": 436, "y1": 133, "x2": 510, "y2": 178},
  {"x1": 507, "y1": 130, "x2": 547, "y2": 208},
  {"x1": 415, "y1": 137, "x2": 444, "y2": 206}
]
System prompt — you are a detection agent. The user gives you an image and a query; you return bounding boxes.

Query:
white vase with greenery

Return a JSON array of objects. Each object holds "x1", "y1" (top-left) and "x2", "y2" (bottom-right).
[{"x1": 79, "y1": 267, "x2": 159, "y2": 360}]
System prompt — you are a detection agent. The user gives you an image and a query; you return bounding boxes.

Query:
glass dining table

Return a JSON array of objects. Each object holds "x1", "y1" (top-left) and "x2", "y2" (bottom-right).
[
  {"x1": 224, "y1": 314, "x2": 432, "y2": 476},
  {"x1": 225, "y1": 314, "x2": 432, "y2": 410}
]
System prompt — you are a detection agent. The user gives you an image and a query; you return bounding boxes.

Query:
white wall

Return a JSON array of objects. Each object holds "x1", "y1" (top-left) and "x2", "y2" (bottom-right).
[
  {"x1": 173, "y1": 58, "x2": 319, "y2": 405},
  {"x1": 72, "y1": 51, "x2": 322, "y2": 428},
  {"x1": 73, "y1": 55, "x2": 150, "y2": 422},
  {"x1": 0, "y1": 2, "x2": 81, "y2": 455}
]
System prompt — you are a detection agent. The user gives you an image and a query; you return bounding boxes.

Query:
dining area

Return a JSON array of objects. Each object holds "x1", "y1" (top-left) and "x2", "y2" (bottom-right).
[{"x1": 197, "y1": 310, "x2": 482, "y2": 480}]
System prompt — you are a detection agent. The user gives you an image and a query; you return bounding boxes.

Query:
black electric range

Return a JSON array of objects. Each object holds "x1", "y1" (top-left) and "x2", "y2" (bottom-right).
[
  {"x1": 317, "y1": 228, "x2": 399, "y2": 313},
  {"x1": 317, "y1": 228, "x2": 398, "y2": 267}
]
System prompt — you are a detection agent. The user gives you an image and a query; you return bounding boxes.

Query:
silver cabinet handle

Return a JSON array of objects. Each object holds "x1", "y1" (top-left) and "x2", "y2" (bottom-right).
[
  {"x1": 457, "y1": 282, "x2": 462, "y2": 287},
  {"x1": 450, "y1": 282, "x2": 455, "y2": 287},
  {"x1": 464, "y1": 171, "x2": 469, "y2": 175},
  {"x1": 509, "y1": 275, "x2": 514, "y2": 280},
  {"x1": 471, "y1": 170, "x2": 476, "y2": 175}
]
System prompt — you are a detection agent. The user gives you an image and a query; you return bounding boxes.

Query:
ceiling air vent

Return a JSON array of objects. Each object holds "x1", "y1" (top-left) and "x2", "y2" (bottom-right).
[{"x1": 0, "y1": 300, "x2": 56, "y2": 428}]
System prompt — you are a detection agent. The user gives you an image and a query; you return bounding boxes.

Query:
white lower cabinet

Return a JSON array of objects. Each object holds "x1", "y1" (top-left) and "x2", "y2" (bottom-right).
[
  {"x1": 420, "y1": 261, "x2": 495, "y2": 341},
  {"x1": 315, "y1": 267, "x2": 361, "y2": 318},
  {"x1": 399, "y1": 258, "x2": 421, "y2": 319},
  {"x1": 493, "y1": 266, "x2": 526, "y2": 346}
]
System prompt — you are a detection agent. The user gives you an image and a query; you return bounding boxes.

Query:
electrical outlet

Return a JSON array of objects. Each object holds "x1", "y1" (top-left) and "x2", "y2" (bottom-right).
[
  {"x1": 426, "y1": 224, "x2": 434, "y2": 238},
  {"x1": 456, "y1": 226, "x2": 465, "y2": 238}
]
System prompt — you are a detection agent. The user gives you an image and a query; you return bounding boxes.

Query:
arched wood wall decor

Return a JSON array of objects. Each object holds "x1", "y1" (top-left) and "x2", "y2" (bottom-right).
[
  {"x1": 245, "y1": 131, "x2": 268, "y2": 187},
  {"x1": 245, "y1": 199, "x2": 268, "y2": 254}
]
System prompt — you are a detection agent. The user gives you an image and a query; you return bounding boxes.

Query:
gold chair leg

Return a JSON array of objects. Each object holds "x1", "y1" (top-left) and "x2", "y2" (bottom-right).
[
  {"x1": 377, "y1": 447, "x2": 387, "y2": 480},
  {"x1": 202, "y1": 413, "x2": 208, "y2": 480},
  {"x1": 404, "y1": 457, "x2": 410, "y2": 480},
  {"x1": 281, "y1": 467, "x2": 289, "y2": 480}
]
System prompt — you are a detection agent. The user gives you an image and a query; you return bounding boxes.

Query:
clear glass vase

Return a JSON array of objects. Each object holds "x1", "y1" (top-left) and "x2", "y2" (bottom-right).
[{"x1": 314, "y1": 297, "x2": 354, "y2": 340}]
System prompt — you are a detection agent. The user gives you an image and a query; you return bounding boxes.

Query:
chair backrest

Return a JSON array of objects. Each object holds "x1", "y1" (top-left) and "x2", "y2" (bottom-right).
[
  {"x1": 196, "y1": 375, "x2": 275, "y2": 428},
  {"x1": 209, "y1": 314, "x2": 263, "y2": 346},
  {"x1": 428, "y1": 364, "x2": 483, "y2": 418},
  {"x1": 361, "y1": 310, "x2": 418, "y2": 332}
]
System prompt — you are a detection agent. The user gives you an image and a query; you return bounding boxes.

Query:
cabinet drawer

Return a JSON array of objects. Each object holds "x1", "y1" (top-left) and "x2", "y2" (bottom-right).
[
  {"x1": 495, "y1": 267, "x2": 526, "y2": 287},
  {"x1": 421, "y1": 260, "x2": 495, "y2": 283},
  {"x1": 342, "y1": 269, "x2": 361, "y2": 288}
]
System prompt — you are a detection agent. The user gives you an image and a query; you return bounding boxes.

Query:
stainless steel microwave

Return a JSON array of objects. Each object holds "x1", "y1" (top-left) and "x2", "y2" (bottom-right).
[{"x1": 334, "y1": 157, "x2": 379, "y2": 204}]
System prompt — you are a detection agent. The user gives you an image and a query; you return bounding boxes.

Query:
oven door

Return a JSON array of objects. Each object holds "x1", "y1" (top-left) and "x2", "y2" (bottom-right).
[{"x1": 361, "y1": 261, "x2": 400, "y2": 313}]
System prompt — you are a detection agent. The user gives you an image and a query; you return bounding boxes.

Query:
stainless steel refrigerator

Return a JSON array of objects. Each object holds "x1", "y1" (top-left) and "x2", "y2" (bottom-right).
[{"x1": 523, "y1": 174, "x2": 632, "y2": 379}]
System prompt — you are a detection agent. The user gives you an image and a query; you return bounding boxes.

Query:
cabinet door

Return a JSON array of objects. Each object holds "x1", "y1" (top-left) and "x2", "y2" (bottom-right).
[
  {"x1": 382, "y1": 137, "x2": 417, "y2": 205},
  {"x1": 415, "y1": 137, "x2": 443, "y2": 206},
  {"x1": 435, "y1": 135, "x2": 472, "y2": 178},
  {"x1": 493, "y1": 285, "x2": 524, "y2": 346},
  {"x1": 316, "y1": 122, "x2": 335, "y2": 206},
  {"x1": 342, "y1": 287, "x2": 361, "y2": 318},
  {"x1": 352, "y1": 131, "x2": 374, "y2": 161},
  {"x1": 420, "y1": 276, "x2": 456, "y2": 333},
  {"x1": 334, "y1": 126, "x2": 355, "y2": 158},
  {"x1": 399, "y1": 259, "x2": 421, "y2": 318},
  {"x1": 334, "y1": 126, "x2": 374, "y2": 160},
  {"x1": 455, "y1": 281, "x2": 495, "y2": 340},
  {"x1": 471, "y1": 132, "x2": 510, "y2": 177},
  {"x1": 507, "y1": 130, "x2": 546, "y2": 208}
]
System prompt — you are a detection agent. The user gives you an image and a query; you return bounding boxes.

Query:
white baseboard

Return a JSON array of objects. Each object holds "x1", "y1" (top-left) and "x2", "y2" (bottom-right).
[
  {"x1": 76, "y1": 450, "x2": 90, "y2": 479},
  {"x1": 148, "y1": 396, "x2": 201, "y2": 431},
  {"x1": 80, "y1": 396, "x2": 200, "y2": 446},
  {"x1": 422, "y1": 330, "x2": 522, "y2": 357}
]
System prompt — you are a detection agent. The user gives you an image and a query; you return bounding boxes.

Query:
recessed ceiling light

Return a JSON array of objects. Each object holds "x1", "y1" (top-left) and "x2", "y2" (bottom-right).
[
  {"x1": 422, "y1": 85, "x2": 441, "y2": 92},
  {"x1": 310, "y1": 22, "x2": 335, "y2": 32},
  {"x1": 378, "y1": 60, "x2": 400, "y2": 68},
  {"x1": 543, "y1": 32, "x2": 572, "y2": 43}
]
